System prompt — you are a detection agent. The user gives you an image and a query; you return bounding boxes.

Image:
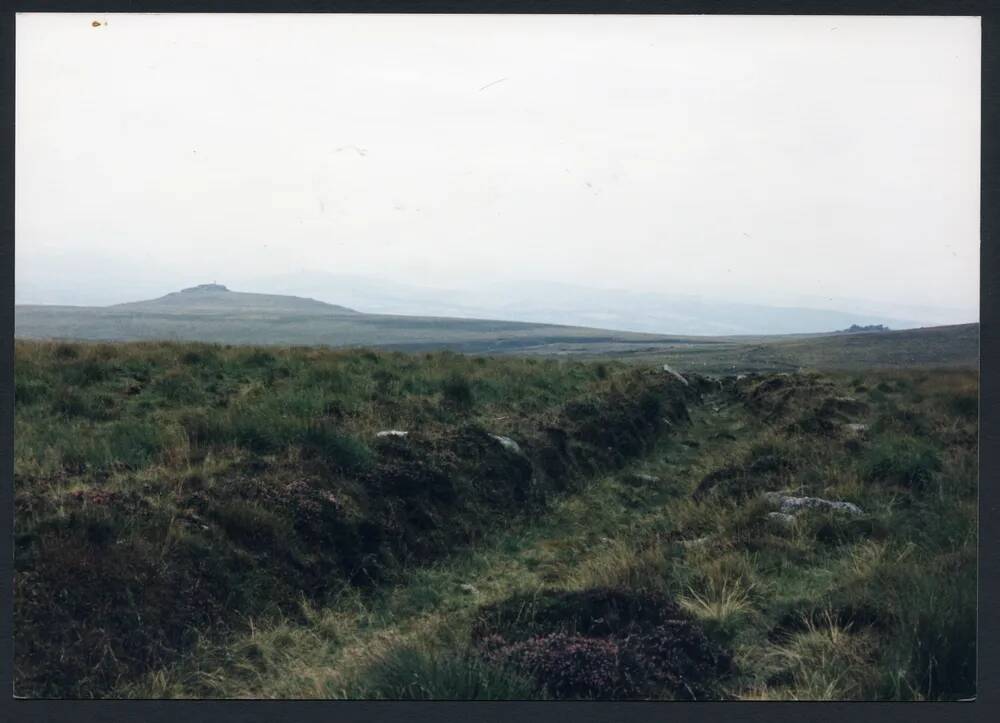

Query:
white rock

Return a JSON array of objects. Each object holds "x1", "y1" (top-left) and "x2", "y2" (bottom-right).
[
  {"x1": 490, "y1": 434, "x2": 522, "y2": 455},
  {"x1": 787, "y1": 496, "x2": 863, "y2": 516},
  {"x1": 680, "y1": 536, "x2": 711, "y2": 548},
  {"x1": 629, "y1": 473, "x2": 661, "y2": 484},
  {"x1": 459, "y1": 583, "x2": 479, "y2": 595},
  {"x1": 662, "y1": 363, "x2": 690, "y2": 387},
  {"x1": 763, "y1": 491, "x2": 863, "y2": 517},
  {"x1": 844, "y1": 423, "x2": 869, "y2": 434},
  {"x1": 376, "y1": 430, "x2": 408, "y2": 438}
]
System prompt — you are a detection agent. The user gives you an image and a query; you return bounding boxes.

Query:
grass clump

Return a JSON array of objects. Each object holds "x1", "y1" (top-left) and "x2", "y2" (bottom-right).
[
  {"x1": 348, "y1": 642, "x2": 539, "y2": 700},
  {"x1": 750, "y1": 611, "x2": 874, "y2": 700},
  {"x1": 679, "y1": 578, "x2": 757, "y2": 630},
  {"x1": 441, "y1": 372, "x2": 475, "y2": 411},
  {"x1": 860, "y1": 436, "x2": 942, "y2": 489}
]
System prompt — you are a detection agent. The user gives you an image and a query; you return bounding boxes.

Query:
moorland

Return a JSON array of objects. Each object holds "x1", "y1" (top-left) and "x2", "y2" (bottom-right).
[{"x1": 13, "y1": 332, "x2": 977, "y2": 699}]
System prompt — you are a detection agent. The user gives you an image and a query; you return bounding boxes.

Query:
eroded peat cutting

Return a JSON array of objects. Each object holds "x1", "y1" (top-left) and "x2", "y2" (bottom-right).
[{"x1": 13, "y1": 340, "x2": 977, "y2": 700}]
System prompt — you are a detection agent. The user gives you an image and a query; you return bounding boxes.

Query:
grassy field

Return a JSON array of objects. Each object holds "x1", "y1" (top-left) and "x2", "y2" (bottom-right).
[
  {"x1": 13, "y1": 340, "x2": 977, "y2": 699},
  {"x1": 520, "y1": 324, "x2": 979, "y2": 374}
]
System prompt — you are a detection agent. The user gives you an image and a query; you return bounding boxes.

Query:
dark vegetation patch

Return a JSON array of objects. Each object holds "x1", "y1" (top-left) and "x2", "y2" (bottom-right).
[
  {"x1": 729, "y1": 373, "x2": 877, "y2": 441},
  {"x1": 734, "y1": 373, "x2": 836, "y2": 420},
  {"x1": 53, "y1": 343, "x2": 79, "y2": 359},
  {"x1": 471, "y1": 588, "x2": 732, "y2": 699},
  {"x1": 861, "y1": 436, "x2": 942, "y2": 490},
  {"x1": 692, "y1": 447, "x2": 795, "y2": 501},
  {"x1": 872, "y1": 406, "x2": 931, "y2": 436},
  {"x1": 818, "y1": 543, "x2": 976, "y2": 700},
  {"x1": 349, "y1": 644, "x2": 538, "y2": 700},
  {"x1": 949, "y1": 394, "x2": 978, "y2": 420},
  {"x1": 799, "y1": 512, "x2": 891, "y2": 546},
  {"x1": 441, "y1": 373, "x2": 475, "y2": 411}
]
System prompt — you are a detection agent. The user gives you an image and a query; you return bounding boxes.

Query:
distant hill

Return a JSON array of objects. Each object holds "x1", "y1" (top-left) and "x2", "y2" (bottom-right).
[
  {"x1": 109, "y1": 284, "x2": 360, "y2": 316},
  {"x1": 15, "y1": 284, "x2": 681, "y2": 351}
]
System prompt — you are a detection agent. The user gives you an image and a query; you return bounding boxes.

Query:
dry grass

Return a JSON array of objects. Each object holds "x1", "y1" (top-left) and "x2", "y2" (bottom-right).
[
  {"x1": 679, "y1": 578, "x2": 757, "y2": 625},
  {"x1": 754, "y1": 611, "x2": 874, "y2": 700}
]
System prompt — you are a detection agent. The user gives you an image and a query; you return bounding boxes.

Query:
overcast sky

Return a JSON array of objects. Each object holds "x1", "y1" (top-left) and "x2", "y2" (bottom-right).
[{"x1": 16, "y1": 13, "x2": 980, "y2": 317}]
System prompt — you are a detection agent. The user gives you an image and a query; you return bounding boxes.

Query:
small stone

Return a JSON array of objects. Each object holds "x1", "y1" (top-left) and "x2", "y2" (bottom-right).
[
  {"x1": 762, "y1": 491, "x2": 864, "y2": 516},
  {"x1": 632, "y1": 473, "x2": 660, "y2": 483},
  {"x1": 623, "y1": 472, "x2": 661, "y2": 487},
  {"x1": 376, "y1": 430, "x2": 408, "y2": 438},
  {"x1": 662, "y1": 363, "x2": 690, "y2": 387},
  {"x1": 785, "y1": 496, "x2": 863, "y2": 516},
  {"x1": 767, "y1": 512, "x2": 797, "y2": 527},
  {"x1": 459, "y1": 583, "x2": 479, "y2": 595},
  {"x1": 680, "y1": 536, "x2": 711, "y2": 548},
  {"x1": 490, "y1": 434, "x2": 522, "y2": 455}
]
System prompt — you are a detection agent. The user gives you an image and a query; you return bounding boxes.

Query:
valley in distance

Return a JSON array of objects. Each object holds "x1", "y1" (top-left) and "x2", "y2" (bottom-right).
[{"x1": 13, "y1": 281, "x2": 978, "y2": 700}]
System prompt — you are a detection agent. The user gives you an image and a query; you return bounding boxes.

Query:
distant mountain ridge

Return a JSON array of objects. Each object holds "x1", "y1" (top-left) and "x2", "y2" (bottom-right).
[
  {"x1": 109, "y1": 284, "x2": 360, "y2": 316},
  {"x1": 15, "y1": 284, "x2": 678, "y2": 352}
]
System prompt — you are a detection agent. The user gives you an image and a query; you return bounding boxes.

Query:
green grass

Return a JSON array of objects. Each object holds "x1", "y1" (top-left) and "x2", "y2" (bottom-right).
[
  {"x1": 14, "y1": 340, "x2": 977, "y2": 700},
  {"x1": 343, "y1": 642, "x2": 540, "y2": 700}
]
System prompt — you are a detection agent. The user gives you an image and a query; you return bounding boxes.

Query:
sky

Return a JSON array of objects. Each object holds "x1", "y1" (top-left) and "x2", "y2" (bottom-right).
[{"x1": 15, "y1": 13, "x2": 981, "y2": 318}]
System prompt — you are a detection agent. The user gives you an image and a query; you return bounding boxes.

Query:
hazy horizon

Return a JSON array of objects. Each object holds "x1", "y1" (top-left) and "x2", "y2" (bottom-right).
[
  {"x1": 16, "y1": 14, "x2": 980, "y2": 326},
  {"x1": 13, "y1": 270, "x2": 976, "y2": 337}
]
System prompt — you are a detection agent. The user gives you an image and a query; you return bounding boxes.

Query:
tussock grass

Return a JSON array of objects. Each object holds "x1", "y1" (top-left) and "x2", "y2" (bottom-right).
[
  {"x1": 343, "y1": 641, "x2": 539, "y2": 700},
  {"x1": 565, "y1": 536, "x2": 673, "y2": 593},
  {"x1": 740, "y1": 610, "x2": 874, "y2": 700},
  {"x1": 679, "y1": 578, "x2": 757, "y2": 626}
]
